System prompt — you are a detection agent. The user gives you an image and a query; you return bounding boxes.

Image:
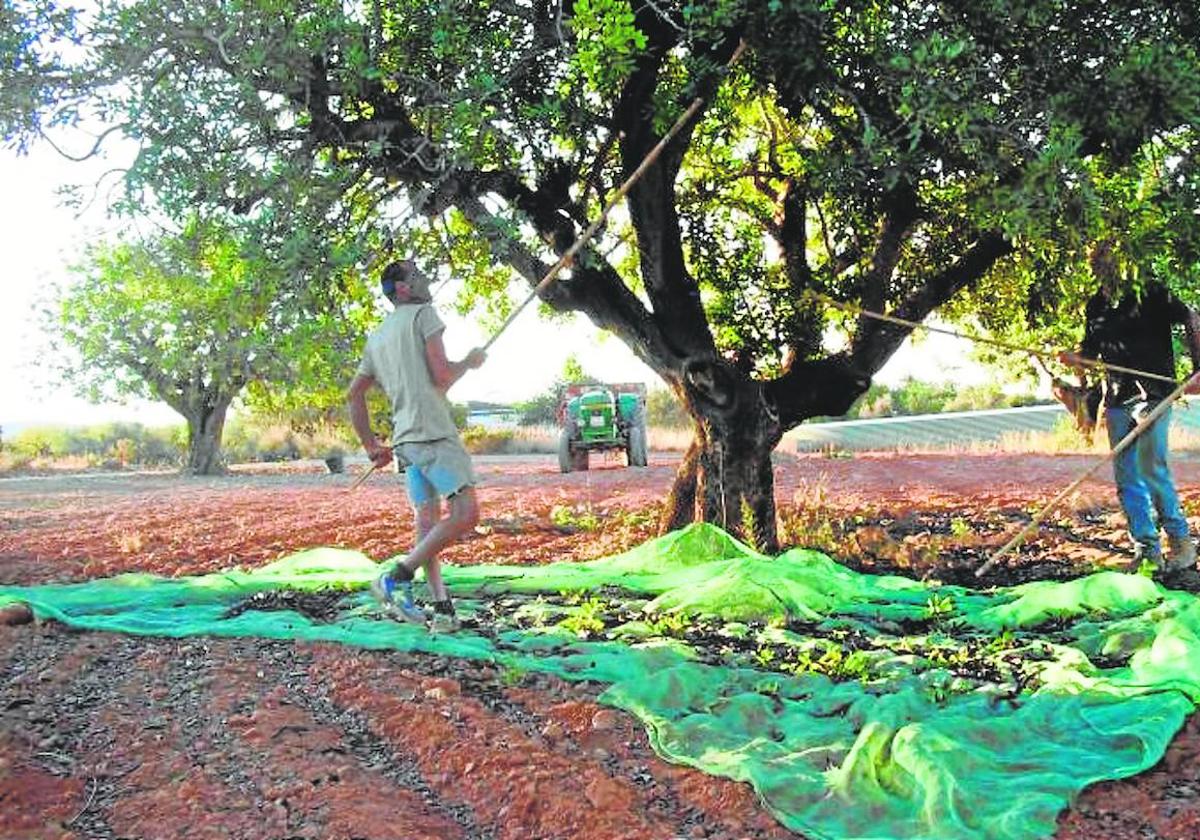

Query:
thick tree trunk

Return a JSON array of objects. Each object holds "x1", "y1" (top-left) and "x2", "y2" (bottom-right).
[
  {"x1": 661, "y1": 355, "x2": 871, "y2": 552},
  {"x1": 660, "y1": 359, "x2": 783, "y2": 552},
  {"x1": 658, "y1": 437, "x2": 700, "y2": 535},
  {"x1": 693, "y1": 416, "x2": 781, "y2": 553},
  {"x1": 183, "y1": 397, "x2": 232, "y2": 475}
]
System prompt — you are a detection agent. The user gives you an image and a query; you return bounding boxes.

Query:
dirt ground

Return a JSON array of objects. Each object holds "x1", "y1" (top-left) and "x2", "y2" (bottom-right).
[{"x1": 4, "y1": 449, "x2": 1200, "y2": 839}]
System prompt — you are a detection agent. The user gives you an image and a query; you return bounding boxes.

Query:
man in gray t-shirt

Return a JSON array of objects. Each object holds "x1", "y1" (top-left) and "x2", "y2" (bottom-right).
[{"x1": 347, "y1": 259, "x2": 486, "y2": 630}]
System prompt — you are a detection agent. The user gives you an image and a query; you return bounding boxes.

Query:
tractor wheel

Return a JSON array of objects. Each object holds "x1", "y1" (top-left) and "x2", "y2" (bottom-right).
[
  {"x1": 627, "y1": 424, "x2": 648, "y2": 467},
  {"x1": 571, "y1": 448, "x2": 590, "y2": 471},
  {"x1": 557, "y1": 428, "x2": 574, "y2": 473}
]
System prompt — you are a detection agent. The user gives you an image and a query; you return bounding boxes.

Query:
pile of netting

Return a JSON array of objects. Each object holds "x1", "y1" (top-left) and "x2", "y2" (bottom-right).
[{"x1": 4, "y1": 523, "x2": 1200, "y2": 840}]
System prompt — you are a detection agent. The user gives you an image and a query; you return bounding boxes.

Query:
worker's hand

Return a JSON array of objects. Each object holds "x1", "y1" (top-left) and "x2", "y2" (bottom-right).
[
  {"x1": 366, "y1": 440, "x2": 393, "y2": 469},
  {"x1": 465, "y1": 347, "x2": 487, "y2": 369},
  {"x1": 1057, "y1": 350, "x2": 1084, "y2": 370},
  {"x1": 1186, "y1": 371, "x2": 1200, "y2": 396}
]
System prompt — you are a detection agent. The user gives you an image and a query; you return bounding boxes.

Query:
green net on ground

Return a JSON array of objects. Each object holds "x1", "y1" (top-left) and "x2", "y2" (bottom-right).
[{"x1": 3, "y1": 523, "x2": 1199, "y2": 840}]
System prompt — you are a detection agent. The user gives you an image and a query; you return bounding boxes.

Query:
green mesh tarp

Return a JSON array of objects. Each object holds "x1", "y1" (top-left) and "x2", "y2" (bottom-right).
[{"x1": 4, "y1": 523, "x2": 1200, "y2": 840}]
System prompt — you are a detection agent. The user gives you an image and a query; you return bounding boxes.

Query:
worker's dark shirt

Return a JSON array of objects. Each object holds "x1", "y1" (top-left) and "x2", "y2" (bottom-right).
[{"x1": 1079, "y1": 285, "x2": 1190, "y2": 404}]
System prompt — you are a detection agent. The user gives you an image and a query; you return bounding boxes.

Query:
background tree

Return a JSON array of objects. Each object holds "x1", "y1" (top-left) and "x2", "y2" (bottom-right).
[
  {"x1": 646, "y1": 387, "x2": 690, "y2": 428},
  {"x1": 51, "y1": 219, "x2": 372, "y2": 473},
  {"x1": 949, "y1": 133, "x2": 1200, "y2": 389},
  {"x1": 6, "y1": 0, "x2": 1199, "y2": 546},
  {"x1": 515, "y1": 354, "x2": 601, "y2": 425}
]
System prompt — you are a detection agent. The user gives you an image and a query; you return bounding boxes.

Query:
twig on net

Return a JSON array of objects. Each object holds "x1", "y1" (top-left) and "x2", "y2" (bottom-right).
[{"x1": 65, "y1": 777, "x2": 98, "y2": 828}]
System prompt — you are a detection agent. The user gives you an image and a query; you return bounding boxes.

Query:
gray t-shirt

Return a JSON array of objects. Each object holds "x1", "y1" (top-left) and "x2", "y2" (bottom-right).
[{"x1": 357, "y1": 303, "x2": 458, "y2": 444}]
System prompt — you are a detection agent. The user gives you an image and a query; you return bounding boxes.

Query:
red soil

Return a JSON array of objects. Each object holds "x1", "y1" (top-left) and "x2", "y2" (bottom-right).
[{"x1": 4, "y1": 449, "x2": 1200, "y2": 838}]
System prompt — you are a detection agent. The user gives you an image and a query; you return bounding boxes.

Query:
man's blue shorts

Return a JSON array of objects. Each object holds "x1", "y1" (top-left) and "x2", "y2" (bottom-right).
[{"x1": 393, "y1": 438, "x2": 477, "y2": 506}]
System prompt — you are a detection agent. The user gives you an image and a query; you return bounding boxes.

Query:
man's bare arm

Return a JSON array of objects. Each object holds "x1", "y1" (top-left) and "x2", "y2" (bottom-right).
[
  {"x1": 346, "y1": 373, "x2": 393, "y2": 467},
  {"x1": 424, "y1": 333, "x2": 486, "y2": 392}
]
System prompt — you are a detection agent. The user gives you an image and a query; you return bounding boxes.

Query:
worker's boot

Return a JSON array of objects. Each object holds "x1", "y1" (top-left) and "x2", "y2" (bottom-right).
[
  {"x1": 1127, "y1": 540, "x2": 1164, "y2": 575},
  {"x1": 1165, "y1": 534, "x2": 1198, "y2": 574}
]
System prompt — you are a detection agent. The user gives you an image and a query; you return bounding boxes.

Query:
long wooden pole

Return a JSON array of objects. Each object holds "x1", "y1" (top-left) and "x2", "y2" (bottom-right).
[
  {"x1": 352, "y1": 42, "x2": 747, "y2": 490},
  {"x1": 975, "y1": 372, "x2": 1200, "y2": 577},
  {"x1": 807, "y1": 290, "x2": 1178, "y2": 385},
  {"x1": 350, "y1": 462, "x2": 378, "y2": 490}
]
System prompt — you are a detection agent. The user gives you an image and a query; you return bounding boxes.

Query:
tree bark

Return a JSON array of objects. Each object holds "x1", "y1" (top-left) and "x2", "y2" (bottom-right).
[
  {"x1": 183, "y1": 396, "x2": 232, "y2": 475},
  {"x1": 659, "y1": 434, "x2": 700, "y2": 534},
  {"x1": 656, "y1": 358, "x2": 785, "y2": 552},
  {"x1": 693, "y1": 416, "x2": 780, "y2": 553},
  {"x1": 660, "y1": 353, "x2": 876, "y2": 551}
]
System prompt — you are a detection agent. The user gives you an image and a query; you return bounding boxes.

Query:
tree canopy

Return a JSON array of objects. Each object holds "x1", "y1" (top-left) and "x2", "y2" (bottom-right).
[
  {"x1": 6, "y1": 0, "x2": 1199, "y2": 544},
  {"x1": 51, "y1": 218, "x2": 373, "y2": 472}
]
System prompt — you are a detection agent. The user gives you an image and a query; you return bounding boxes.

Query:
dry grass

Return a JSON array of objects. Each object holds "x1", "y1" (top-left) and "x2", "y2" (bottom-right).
[
  {"x1": 509, "y1": 425, "x2": 557, "y2": 454},
  {"x1": 463, "y1": 424, "x2": 694, "y2": 455},
  {"x1": 957, "y1": 425, "x2": 1200, "y2": 456},
  {"x1": 647, "y1": 426, "x2": 693, "y2": 452},
  {"x1": 461, "y1": 418, "x2": 1200, "y2": 459},
  {"x1": 777, "y1": 473, "x2": 843, "y2": 554},
  {"x1": 116, "y1": 531, "x2": 145, "y2": 554},
  {"x1": 0, "y1": 453, "x2": 100, "y2": 474}
]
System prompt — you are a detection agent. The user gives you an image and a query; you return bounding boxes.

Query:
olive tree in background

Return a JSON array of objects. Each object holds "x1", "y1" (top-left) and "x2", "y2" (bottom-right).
[{"x1": 51, "y1": 220, "x2": 372, "y2": 474}]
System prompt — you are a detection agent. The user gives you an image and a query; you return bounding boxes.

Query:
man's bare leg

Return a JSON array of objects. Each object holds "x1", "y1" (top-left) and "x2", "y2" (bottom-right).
[
  {"x1": 399, "y1": 487, "x2": 479, "y2": 602},
  {"x1": 415, "y1": 498, "x2": 441, "y2": 541}
]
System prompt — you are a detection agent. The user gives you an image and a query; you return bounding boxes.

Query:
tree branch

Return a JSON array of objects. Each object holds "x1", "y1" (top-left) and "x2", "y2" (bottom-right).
[
  {"x1": 849, "y1": 231, "x2": 1015, "y2": 375},
  {"x1": 36, "y1": 124, "x2": 128, "y2": 162},
  {"x1": 453, "y1": 193, "x2": 680, "y2": 379},
  {"x1": 612, "y1": 27, "x2": 742, "y2": 361},
  {"x1": 858, "y1": 181, "x2": 920, "y2": 317},
  {"x1": 776, "y1": 177, "x2": 813, "y2": 294}
]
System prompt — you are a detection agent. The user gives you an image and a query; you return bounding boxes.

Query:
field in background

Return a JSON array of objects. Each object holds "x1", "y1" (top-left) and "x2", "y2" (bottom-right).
[
  {"x1": 461, "y1": 423, "x2": 694, "y2": 456},
  {"x1": 6, "y1": 412, "x2": 1200, "y2": 475},
  {"x1": 0, "y1": 419, "x2": 698, "y2": 474},
  {"x1": 781, "y1": 408, "x2": 1200, "y2": 458}
]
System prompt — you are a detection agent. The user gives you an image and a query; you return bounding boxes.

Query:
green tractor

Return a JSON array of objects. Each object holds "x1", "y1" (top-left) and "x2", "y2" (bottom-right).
[{"x1": 557, "y1": 382, "x2": 648, "y2": 473}]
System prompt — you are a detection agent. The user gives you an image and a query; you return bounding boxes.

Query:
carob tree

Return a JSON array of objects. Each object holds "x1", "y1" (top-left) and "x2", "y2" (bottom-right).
[{"x1": 4, "y1": 0, "x2": 1198, "y2": 545}]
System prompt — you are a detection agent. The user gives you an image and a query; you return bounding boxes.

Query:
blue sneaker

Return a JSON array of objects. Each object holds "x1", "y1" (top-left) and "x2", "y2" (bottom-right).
[{"x1": 370, "y1": 573, "x2": 427, "y2": 625}]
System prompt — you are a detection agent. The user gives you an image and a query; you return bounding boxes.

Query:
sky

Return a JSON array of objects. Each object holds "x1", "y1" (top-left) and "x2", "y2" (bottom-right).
[
  {"x1": 0, "y1": 142, "x2": 183, "y2": 432},
  {"x1": 1, "y1": 136, "x2": 982, "y2": 434}
]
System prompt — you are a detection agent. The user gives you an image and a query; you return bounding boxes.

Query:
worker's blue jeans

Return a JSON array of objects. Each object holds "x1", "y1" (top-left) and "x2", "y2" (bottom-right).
[{"x1": 1106, "y1": 403, "x2": 1189, "y2": 553}]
